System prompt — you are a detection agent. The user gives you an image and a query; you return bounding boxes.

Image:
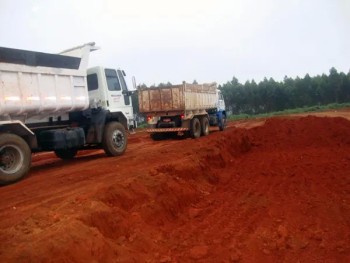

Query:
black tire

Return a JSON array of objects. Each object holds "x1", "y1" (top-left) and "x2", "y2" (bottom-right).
[
  {"x1": 102, "y1": 122, "x2": 127, "y2": 156},
  {"x1": 200, "y1": 116, "x2": 209, "y2": 136},
  {"x1": 0, "y1": 134, "x2": 31, "y2": 185},
  {"x1": 219, "y1": 114, "x2": 227, "y2": 131},
  {"x1": 190, "y1": 117, "x2": 201, "y2": 139},
  {"x1": 54, "y1": 148, "x2": 78, "y2": 160}
]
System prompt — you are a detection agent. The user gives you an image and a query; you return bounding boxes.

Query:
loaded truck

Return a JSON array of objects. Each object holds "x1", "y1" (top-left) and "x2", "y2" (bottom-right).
[
  {"x1": 0, "y1": 42, "x2": 134, "y2": 185},
  {"x1": 138, "y1": 82, "x2": 226, "y2": 140}
]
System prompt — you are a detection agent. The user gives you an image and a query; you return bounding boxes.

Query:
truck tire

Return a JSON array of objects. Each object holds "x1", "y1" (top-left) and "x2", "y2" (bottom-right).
[
  {"x1": 102, "y1": 122, "x2": 127, "y2": 156},
  {"x1": 54, "y1": 148, "x2": 78, "y2": 160},
  {"x1": 0, "y1": 134, "x2": 31, "y2": 185},
  {"x1": 219, "y1": 114, "x2": 227, "y2": 131},
  {"x1": 190, "y1": 117, "x2": 201, "y2": 139},
  {"x1": 200, "y1": 116, "x2": 209, "y2": 136}
]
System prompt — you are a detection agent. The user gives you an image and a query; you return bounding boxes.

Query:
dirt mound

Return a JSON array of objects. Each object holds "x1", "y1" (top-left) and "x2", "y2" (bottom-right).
[
  {"x1": 252, "y1": 116, "x2": 350, "y2": 149},
  {"x1": 0, "y1": 116, "x2": 349, "y2": 262}
]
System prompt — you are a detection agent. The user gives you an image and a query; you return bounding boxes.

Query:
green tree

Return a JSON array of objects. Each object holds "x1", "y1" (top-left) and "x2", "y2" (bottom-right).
[{"x1": 329, "y1": 67, "x2": 341, "y2": 103}]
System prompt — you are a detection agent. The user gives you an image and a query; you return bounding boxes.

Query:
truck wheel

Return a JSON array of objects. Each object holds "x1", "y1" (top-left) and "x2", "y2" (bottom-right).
[
  {"x1": 0, "y1": 134, "x2": 31, "y2": 185},
  {"x1": 55, "y1": 148, "x2": 78, "y2": 160},
  {"x1": 190, "y1": 118, "x2": 201, "y2": 139},
  {"x1": 102, "y1": 122, "x2": 127, "y2": 156},
  {"x1": 200, "y1": 117, "x2": 209, "y2": 136},
  {"x1": 219, "y1": 115, "x2": 227, "y2": 131}
]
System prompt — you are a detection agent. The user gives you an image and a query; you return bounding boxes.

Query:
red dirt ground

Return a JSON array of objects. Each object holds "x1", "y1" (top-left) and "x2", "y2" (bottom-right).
[{"x1": 0, "y1": 110, "x2": 350, "y2": 262}]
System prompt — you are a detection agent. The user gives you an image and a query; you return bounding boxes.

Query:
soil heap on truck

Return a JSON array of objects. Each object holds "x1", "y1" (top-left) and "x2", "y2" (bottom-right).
[
  {"x1": 0, "y1": 42, "x2": 134, "y2": 185},
  {"x1": 138, "y1": 82, "x2": 226, "y2": 140}
]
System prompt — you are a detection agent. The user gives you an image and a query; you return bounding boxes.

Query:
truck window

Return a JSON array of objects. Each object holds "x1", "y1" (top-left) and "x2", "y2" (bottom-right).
[
  {"x1": 218, "y1": 91, "x2": 224, "y2": 100},
  {"x1": 117, "y1": 70, "x2": 128, "y2": 91},
  {"x1": 87, "y1": 74, "x2": 98, "y2": 91},
  {"x1": 105, "y1": 69, "x2": 121, "y2": 91},
  {"x1": 117, "y1": 70, "x2": 130, "y2": 105}
]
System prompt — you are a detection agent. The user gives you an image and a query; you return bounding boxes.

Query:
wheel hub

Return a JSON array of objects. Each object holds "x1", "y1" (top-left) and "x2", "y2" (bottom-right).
[
  {"x1": 112, "y1": 130, "x2": 125, "y2": 148},
  {"x1": 0, "y1": 145, "x2": 23, "y2": 174}
]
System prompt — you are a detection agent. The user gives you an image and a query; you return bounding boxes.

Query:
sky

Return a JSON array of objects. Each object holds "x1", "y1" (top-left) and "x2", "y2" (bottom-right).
[{"x1": 0, "y1": 0, "x2": 349, "y2": 87}]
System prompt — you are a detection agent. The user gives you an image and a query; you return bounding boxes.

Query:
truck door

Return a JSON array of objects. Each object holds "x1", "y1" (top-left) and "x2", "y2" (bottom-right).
[
  {"x1": 104, "y1": 69, "x2": 134, "y2": 124},
  {"x1": 116, "y1": 70, "x2": 131, "y2": 106},
  {"x1": 217, "y1": 90, "x2": 225, "y2": 111},
  {"x1": 104, "y1": 68, "x2": 125, "y2": 110}
]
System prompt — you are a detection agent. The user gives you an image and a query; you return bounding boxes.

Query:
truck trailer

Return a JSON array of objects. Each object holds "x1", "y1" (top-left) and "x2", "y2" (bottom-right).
[
  {"x1": 138, "y1": 82, "x2": 226, "y2": 140},
  {"x1": 0, "y1": 42, "x2": 134, "y2": 185}
]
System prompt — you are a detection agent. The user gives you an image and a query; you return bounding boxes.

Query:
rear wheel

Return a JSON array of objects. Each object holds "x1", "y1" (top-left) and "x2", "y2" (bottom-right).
[
  {"x1": 102, "y1": 122, "x2": 127, "y2": 156},
  {"x1": 190, "y1": 117, "x2": 201, "y2": 139},
  {"x1": 55, "y1": 148, "x2": 78, "y2": 160},
  {"x1": 200, "y1": 116, "x2": 209, "y2": 136},
  {"x1": 0, "y1": 134, "x2": 31, "y2": 185}
]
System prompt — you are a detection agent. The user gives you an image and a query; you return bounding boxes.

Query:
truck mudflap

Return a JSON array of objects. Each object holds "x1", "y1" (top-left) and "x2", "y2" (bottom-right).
[{"x1": 146, "y1": 128, "x2": 189, "y2": 133}]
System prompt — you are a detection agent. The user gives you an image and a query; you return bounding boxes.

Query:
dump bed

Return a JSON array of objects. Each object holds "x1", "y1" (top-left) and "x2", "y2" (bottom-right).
[
  {"x1": 138, "y1": 82, "x2": 218, "y2": 114},
  {"x1": 0, "y1": 43, "x2": 96, "y2": 118}
]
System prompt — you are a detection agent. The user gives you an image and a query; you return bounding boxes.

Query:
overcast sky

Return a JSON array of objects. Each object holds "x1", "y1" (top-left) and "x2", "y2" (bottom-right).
[{"x1": 0, "y1": 0, "x2": 349, "y2": 87}]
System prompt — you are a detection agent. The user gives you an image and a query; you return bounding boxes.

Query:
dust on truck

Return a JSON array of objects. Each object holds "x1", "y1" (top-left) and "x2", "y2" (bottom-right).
[
  {"x1": 138, "y1": 82, "x2": 226, "y2": 140},
  {"x1": 0, "y1": 42, "x2": 134, "y2": 185}
]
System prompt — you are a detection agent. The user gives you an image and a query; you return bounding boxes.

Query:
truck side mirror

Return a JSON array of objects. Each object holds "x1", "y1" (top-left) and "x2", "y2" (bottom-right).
[{"x1": 132, "y1": 76, "x2": 137, "y2": 90}]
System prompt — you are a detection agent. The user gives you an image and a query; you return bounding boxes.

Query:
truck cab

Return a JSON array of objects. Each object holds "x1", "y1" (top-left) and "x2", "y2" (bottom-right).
[
  {"x1": 87, "y1": 67, "x2": 134, "y2": 130},
  {"x1": 217, "y1": 90, "x2": 226, "y2": 112}
]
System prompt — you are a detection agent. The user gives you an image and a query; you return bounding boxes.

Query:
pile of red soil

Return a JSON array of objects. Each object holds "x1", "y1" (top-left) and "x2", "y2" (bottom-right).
[{"x1": 0, "y1": 116, "x2": 349, "y2": 262}]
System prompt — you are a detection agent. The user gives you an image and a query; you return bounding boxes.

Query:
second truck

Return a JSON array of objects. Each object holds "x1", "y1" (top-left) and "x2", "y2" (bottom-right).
[{"x1": 138, "y1": 82, "x2": 226, "y2": 140}]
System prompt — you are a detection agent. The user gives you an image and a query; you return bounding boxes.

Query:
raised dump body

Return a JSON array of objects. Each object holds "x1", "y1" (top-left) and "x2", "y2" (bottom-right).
[
  {"x1": 139, "y1": 82, "x2": 226, "y2": 140},
  {"x1": 139, "y1": 82, "x2": 217, "y2": 114},
  {"x1": 0, "y1": 43, "x2": 95, "y2": 120}
]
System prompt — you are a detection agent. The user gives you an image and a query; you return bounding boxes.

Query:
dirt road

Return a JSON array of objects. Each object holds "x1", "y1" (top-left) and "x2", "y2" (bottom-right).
[{"x1": 0, "y1": 110, "x2": 350, "y2": 262}]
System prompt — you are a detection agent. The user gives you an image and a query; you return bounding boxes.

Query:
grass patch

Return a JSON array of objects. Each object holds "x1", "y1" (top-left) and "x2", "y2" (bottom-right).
[{"x1": 228, "y1": 103, "x2": 350, "y2": 121}]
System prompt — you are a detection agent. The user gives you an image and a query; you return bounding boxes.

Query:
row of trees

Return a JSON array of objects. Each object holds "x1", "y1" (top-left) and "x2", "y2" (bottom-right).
[
  {"x1": 132, "y1": 68, "x2": 350, "y2": 115},
  {"x1": 220, "y1": 68, "x2": 350, "y2": 115}
]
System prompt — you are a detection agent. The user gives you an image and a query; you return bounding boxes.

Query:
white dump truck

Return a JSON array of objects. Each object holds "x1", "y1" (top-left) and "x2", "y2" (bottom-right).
[
  {"x1": 0, "y1": 42, "x2": 134, "y2": 184},
  {"x1": 138, "y1": 82, "x2": 226, "y2": 140}
]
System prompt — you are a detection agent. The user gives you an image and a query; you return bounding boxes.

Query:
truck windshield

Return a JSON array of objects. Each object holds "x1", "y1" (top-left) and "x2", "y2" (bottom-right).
[
  {"x1": 105, "y1": 69, "x2": 121, "y2": 91},
  {"x1": 218, "y1": 91, "x2": 224, "y2": 100}
]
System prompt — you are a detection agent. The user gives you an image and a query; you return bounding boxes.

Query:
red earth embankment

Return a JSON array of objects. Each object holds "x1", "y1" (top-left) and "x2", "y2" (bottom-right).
[{"x1": 0, "y1": 115, "x2": 349, "y2": 262}]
